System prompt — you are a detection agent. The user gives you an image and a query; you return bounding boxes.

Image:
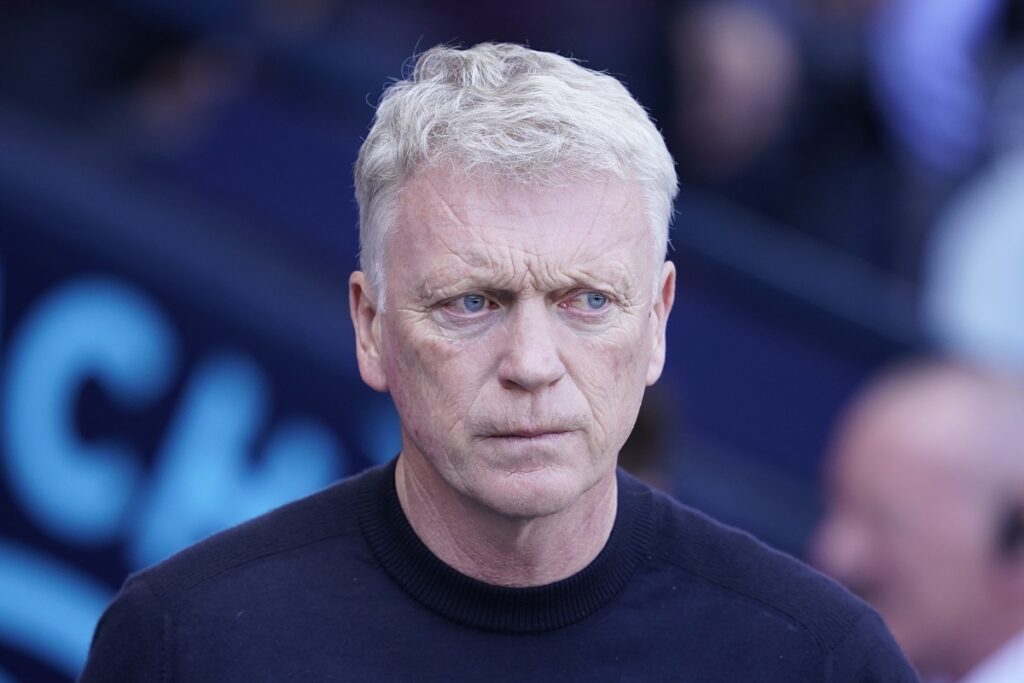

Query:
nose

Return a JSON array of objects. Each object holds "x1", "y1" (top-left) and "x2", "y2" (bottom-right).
[{"x1": 497, "y1": 299, "x2": 566, "y2": 392}]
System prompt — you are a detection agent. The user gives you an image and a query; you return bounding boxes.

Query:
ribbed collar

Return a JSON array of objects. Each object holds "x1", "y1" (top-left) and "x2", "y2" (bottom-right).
[{"x1": 356, "y1": 458, "x2": 656, "y2": 633}]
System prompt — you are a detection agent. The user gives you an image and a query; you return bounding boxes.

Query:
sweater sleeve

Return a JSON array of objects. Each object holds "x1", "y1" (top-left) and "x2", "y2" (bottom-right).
[
  {"x1": 825, "y1": 611, "x2": 920, "y2": 683},
  {"x1": 79, "y1": 577, "x2": 171, "y2": 683}
]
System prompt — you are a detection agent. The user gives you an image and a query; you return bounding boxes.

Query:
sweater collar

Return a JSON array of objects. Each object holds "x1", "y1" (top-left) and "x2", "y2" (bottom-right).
[{"x1": 356, "y1": 457, "x2": 656, "y2": 633}]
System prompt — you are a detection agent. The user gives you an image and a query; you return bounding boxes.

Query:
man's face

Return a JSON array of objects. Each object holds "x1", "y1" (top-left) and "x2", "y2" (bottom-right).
[
  {"x1": 351, "y1": 168, "x2": 674, "y2": 518},
  {"x1": 811, "y1": 391, "x2": 1001, "y2": 676}
]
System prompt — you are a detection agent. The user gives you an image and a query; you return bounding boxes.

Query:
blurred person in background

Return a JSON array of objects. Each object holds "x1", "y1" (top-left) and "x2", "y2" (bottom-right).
[
  {"x1": 923, "y1": 148, "x2": 1024, "y2": 376},
  {"x1": 670, "y1": 0, "x2": 801, "y2": 180},
  {"x1": 669, "y1": 0, "x2": 899, "y2": 269},
  {"x1": 669, "y1": 0, "x2": 1023, "y2": 279},
  {"x1": 814, "y1": 0, "x2": 1023, "y2": 278},
  {"x1": 921, "y1": 3, "x2": 1024, "y2": 375},
  {"x1": 80, "y1": 42, "x2": 916, "y2": 681},
  {"x1": 864, "y1": 0, "x2": 1018, "y2": 278},
  {"x1": 813, "y1": 360, "x2": 1024, "y2": 682}
]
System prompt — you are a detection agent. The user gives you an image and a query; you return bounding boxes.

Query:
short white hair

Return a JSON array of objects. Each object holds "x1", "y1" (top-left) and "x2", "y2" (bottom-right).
[{"x1": 354, "y1": 42, "x2": 678, "y2": 305}]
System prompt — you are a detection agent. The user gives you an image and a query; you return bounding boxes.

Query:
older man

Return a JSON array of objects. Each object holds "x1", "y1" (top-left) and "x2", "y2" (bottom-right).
[
  {"x1": 81, "y1": 43, "x2": 915, "y2": 681},
  {"x1": 814, "y1": 360, "x2": 1024, "y2": 682}
]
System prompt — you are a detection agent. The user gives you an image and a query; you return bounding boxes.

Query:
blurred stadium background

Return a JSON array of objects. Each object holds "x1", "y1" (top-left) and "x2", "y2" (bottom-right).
[{"x1": 2, "y1": 0, "x2": 1021, "y2": 680}]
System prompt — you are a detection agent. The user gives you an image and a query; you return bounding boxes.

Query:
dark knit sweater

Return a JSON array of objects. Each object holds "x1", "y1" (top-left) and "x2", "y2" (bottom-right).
[{"x1": 81, "y1": 460, "x2": 918, "y2": 681}]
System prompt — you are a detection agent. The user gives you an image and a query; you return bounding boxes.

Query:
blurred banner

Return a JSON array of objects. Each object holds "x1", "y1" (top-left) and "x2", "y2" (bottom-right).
[{"x1": 0, "y1": 211, "x2": 397, "y2": 682}]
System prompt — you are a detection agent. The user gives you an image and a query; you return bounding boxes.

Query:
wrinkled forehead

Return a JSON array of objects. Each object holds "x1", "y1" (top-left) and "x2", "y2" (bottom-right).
[
  {"x1": 398, "y1": 165, "x2": 646, "y2": 227},
  {"x1": 388, "y1": 168, "x2": 656, "y2": 294}
]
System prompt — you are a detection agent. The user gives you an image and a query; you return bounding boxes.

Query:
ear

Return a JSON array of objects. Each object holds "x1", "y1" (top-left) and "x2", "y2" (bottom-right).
[
  {"x1": 997, "y1": 503, "x2": 1024, "y2": 598},
  {"x1": 997, "y1": 504, "x2": 1024, "y2": 560},
  {"x1": 646, "y1": 260, "x2": 676, "y2": 386},
  {"x1": 349, "y1": 271, "x2": 389, "y2": 392}
]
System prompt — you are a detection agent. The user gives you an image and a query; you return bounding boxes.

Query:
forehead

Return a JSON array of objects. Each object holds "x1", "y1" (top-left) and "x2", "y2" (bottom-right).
[{"x1": 388, "y1": 168, "x2": 654, "y2": 295}]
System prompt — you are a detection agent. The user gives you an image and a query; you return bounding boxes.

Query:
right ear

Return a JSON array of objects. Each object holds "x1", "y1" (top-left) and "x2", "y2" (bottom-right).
[{"x1": 349, "y1": 271, "x2": 389, "y2": 392}]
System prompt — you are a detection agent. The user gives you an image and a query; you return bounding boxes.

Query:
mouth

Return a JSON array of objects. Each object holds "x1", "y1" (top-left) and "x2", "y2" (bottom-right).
[{"x1": 486, "y1": 429, "x2": 574, "y2": 441}]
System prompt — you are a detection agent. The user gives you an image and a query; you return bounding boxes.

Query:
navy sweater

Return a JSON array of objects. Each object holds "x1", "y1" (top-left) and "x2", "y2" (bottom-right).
[{"x1": 81, "y1": 461, "x2": 918, "y2": 681}]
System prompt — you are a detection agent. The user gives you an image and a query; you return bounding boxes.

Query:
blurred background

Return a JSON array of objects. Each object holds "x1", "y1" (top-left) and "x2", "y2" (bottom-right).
[{"x1": 2, "y1": 0, "x2": 1023, "y2": 681}]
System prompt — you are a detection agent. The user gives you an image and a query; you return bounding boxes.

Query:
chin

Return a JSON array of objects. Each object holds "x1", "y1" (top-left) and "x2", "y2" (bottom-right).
[{"x1": 464, "y1": 465, "x2": 599, "y2": 520}]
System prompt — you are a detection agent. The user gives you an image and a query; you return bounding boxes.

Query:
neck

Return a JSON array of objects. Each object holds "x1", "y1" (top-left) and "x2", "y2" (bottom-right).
[{"x1": 394, "y1": 451, "x2": 618, "y2": 587}]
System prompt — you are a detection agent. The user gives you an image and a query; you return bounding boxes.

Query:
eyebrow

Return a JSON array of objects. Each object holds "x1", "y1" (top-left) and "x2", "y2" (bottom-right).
[{"x1": 414, "y1": 268, "x2": 637, "y2": 303}]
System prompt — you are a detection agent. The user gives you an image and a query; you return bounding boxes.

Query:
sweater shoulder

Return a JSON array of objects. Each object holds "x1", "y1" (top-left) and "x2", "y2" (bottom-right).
[
  {"x1": 647, "y1": 487, "x2": 874, "y2": 652},
  {"x1": 127, "y1": 464, "x2": 382, "y2": 612}
]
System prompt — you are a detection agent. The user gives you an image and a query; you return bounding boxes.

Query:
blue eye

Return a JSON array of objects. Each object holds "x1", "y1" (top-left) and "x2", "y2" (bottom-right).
[
  {"x1": 584, "y1": 292, "x2": 607, "y2": 309},
  {"x1": 461, "y1": 294, "x2": 487, "y2": 313}
]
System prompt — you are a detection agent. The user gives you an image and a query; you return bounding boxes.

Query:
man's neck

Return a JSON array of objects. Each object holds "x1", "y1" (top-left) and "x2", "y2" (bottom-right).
[{"x1": 394, "y1": 451, "x2": 618, "y2": 588}]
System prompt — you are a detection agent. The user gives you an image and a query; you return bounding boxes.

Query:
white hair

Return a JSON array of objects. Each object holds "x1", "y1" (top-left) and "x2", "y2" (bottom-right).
[{"x1": 354, "y1": 42, "x2": 678, "y2": 307}]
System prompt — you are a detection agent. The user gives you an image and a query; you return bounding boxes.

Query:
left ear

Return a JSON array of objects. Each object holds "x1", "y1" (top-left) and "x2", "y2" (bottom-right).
[{"x1": 646, "y1": 260, "x2": 676, "y2": 385}]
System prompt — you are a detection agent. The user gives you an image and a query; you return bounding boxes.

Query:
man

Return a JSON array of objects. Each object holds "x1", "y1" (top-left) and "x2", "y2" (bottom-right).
[
  {"x1": 81, "y1": 43, "x2": 915, "y2": 681},
  {"x1": 814, "y1": 360, "x2": 1024, "y2": 682}
]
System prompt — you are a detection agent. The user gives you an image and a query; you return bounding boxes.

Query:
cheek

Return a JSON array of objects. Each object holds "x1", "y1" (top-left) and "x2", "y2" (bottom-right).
[
  {"x1": 586, "y1": 316, "x2": 651, "y2": 376},
  {"x1": 573, "y1": 326, "x2": 651, "y2": 440},
  {"x1": 884, "y1": 503, "x2": 992, "y2": 611},
  {"x1": 382, "y1": 321, "x2": 490, "y2": 437},
  {"x1": 606, "y1": 317, "x2": 654, "y2": 386}
]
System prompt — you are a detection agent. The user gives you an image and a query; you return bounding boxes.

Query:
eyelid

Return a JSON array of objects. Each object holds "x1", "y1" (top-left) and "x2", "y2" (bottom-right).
[
  {"x1": 440, "y1": 291, "x2": 498, "y2": 315},
  {"x1": 560, "y1": 288, "x2": 614, "y2": 312}
]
